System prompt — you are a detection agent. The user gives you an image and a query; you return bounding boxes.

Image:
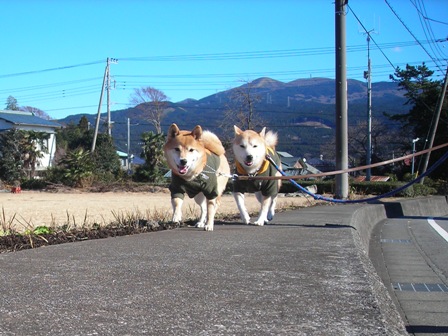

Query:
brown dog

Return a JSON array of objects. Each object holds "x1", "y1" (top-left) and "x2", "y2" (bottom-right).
[{"x1": 164, "y1": 123, "x2": 230, "y2": 231}]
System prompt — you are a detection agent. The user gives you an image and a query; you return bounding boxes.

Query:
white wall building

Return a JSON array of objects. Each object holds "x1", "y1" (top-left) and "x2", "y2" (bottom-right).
[{"x1": 0, "y1": 110, "x2": 62, "y2": 172}]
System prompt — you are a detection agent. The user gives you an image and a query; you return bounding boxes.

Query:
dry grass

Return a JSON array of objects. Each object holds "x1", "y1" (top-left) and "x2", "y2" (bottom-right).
[
  {"x1": 0, "y1": 189, "x2": 318, "y2": 234},
  {"x1": 0, "y1": 189, "x2": 321, "y2": 252}
]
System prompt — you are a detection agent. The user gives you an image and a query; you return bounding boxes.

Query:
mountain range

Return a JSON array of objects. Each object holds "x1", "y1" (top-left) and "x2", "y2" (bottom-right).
[{"x1": 59, "y1": 77, "x2": 409, "y2": 159}]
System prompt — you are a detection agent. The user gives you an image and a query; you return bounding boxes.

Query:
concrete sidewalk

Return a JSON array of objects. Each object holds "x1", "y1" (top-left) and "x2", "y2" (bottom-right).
[{"x1": 0, "y1": 197, "x2": 446, "y2": 335}]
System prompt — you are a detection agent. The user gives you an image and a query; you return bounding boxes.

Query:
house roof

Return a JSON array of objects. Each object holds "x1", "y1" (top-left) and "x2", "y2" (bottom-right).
[
  {"x1": 354, "y1": 176, "x2": 390, "y2": 182},
  {"x1": 0, "y1": 110, "x2": 61, "y2": 129},
  {"x1": 277, "y1": 151, "x2": 322, "y2": 175},
  {"x1": 277, "y1": 151, "x2": 294, "y2": 158}
]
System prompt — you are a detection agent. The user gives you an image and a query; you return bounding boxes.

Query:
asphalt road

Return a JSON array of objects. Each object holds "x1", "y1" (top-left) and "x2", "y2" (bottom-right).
[
  {"x1": 0, "y1": 197, "x2": 446, "y2": 336},
  {"x1": 370, "y1": 215, "x2": 448, "y2": 336}
]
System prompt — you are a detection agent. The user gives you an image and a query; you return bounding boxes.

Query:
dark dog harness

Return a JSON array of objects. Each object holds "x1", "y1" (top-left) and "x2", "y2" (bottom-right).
[
  {"x1": 233, "y1": 147, "x2": 281, "y2": 197},
  {"x1": 170, "y1": 153, "x2": 221, "y2": 200}
]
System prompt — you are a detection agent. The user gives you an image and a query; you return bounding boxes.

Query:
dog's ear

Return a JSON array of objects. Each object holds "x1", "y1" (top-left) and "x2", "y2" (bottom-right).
[
  {"x1": 168, "y1": 123, "x2": 180, "y2": 139},
  {"x1": 191, "y1": 125, "x2": 203, "y2": 140},
  {"x1": 234, "y1": 125, "x2": 243, "y2": 135},
  {"x1": 259, "y1": 127, "x2": 266, "y2": 138}
]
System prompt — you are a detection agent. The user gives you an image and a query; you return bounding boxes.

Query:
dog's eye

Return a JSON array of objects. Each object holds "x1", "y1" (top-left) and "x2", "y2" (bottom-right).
[
  {"x1": 253, "y1": 145, "x2": 258, "y2": 148},
  {"x1": 240, "y1": 145, "x2": 245, "y2": 148},
  {"x1": 189, "y1": 148, "x2": 194, "y2": 152},
  {"x1": 174, "y1": 148, "x2": 180, "y2": 152}
]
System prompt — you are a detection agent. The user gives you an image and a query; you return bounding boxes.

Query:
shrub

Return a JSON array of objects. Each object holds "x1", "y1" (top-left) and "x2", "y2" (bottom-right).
[{"x1": 20, "y1": 178, "x2": 48, "y2": 190}]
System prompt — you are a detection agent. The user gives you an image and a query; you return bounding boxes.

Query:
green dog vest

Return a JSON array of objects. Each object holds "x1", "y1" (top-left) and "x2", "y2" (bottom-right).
[{"x1": 170, "y1": 153, "x2": 220, "y2": 200}]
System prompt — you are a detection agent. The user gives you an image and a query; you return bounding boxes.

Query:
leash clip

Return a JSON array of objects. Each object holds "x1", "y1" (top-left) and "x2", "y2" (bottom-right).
[{"x1": 200, "y1": 173, "x2": 210, "y2": 180}]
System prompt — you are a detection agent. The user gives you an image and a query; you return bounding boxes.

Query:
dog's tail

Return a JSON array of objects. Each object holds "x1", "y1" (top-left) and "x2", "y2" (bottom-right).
[
  {"x1": 202, "y1": 130, "x2": 226, "y2": 156},
  {"x1": 264, "y1": 130, "x2": 278, "y2": 149}
]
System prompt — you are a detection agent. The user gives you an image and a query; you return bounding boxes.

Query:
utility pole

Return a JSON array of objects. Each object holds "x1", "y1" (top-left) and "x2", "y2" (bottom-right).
[
  {"x1": 364, "y1": 31, "x2": 374, "y2": 181},
  {"x1": 91, "y1": 57, "x2": 117, "y2": 153},
  {"x1": 411, "y1": 137, "x2": 420, "y2": 176},
  {"x1": 127, "y1": 117, "x2": 131, "y2": 174},
  {"x1": 91, "y1": 59, "x2": 108, "y2": 153},
  {"x1": 107, "y1": 58, "x2": 118, "y2": 136},
  {"x1": 106, "y1": 58, "x2": 112, "y2": 136},
  {"x1": 420, "y1": 64, "x2": 448, "y2": 183},
  {"x1": 335, "y1": 0, "x2": 349, "y2": 199}
]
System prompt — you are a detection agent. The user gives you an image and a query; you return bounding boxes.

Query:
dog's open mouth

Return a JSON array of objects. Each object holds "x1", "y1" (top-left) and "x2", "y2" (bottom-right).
[
  {"x1": 244, "y1": 160, "x2": 253, "y2": 167},
  {"x1": 177, "y1": 165, "x2": 189, "y2": 174}
]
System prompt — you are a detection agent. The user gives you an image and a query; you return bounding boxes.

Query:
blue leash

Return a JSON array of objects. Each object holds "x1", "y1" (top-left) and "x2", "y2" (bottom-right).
[{"x1": 265, "y1": 150, "x2": 448, "y2": 204}]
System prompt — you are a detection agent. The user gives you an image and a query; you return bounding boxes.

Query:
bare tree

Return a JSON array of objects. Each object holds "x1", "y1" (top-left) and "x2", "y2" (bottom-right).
[
  {"x1": 220, "y1": 80, "x2": 264, "y2": 144},
  {"x1": 320, "y1": 119, "x2": 405, "y2": 174},
  {"x1": 129, "y1": 87, "x2": 169, "y2": 134},
  {"x1": 21, "y1": 106, "x2": 52, "y2": 120}
]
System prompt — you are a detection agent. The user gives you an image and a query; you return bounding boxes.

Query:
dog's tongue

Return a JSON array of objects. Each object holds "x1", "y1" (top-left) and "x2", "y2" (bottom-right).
[
  {"x1": 178, "y1": 166, "x2": 188, "y2": 174},
  {"x1": 245, "y1": 161, "x2": 253, "y2": 166}
]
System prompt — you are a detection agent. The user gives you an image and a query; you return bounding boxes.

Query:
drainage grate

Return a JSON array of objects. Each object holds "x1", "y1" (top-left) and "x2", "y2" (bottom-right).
[
  {"x1": 392, "y1": 282, "x2": 448, "y2": 292},
  {"x1": 380, "y1": 239, "x2": 411, "y2": 244}
]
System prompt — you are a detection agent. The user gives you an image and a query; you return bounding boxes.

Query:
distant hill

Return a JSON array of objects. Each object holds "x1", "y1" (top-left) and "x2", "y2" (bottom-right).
[{"x1": 58, "y1": 77, "x2": 408, "y2": 159}]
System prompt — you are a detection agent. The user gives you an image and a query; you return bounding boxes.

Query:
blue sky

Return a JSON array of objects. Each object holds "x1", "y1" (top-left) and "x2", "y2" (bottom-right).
[{"x1": 1, "y1": 0, "x2": 447, "y2": 120}]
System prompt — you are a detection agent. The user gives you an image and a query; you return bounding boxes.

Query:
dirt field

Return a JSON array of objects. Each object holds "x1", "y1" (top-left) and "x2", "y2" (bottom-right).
[{"x1": 0, "y1": 189, "x2": 318, "y2": 232}]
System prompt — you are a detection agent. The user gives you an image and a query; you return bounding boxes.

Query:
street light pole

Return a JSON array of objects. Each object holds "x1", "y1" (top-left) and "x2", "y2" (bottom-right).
[{"x1": 411, "y1": 137, "x2": 420, "y2": 176}]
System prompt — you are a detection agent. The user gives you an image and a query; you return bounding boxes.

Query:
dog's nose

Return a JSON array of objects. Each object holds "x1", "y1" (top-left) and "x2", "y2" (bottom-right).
[
  {"x1": 246, "y1": 155, "x2": 253, "y2": 162},
  {"x1": 180, "y1": 159, "x2": 188, "y2": 166}
]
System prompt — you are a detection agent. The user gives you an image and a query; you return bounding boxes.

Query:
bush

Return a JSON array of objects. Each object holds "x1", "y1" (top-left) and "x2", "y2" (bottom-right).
[
  {"x1": 399, "y1": 183, "x2": 437, "y2": 197},
  {"x1": 278, "y1": 178, "x2": 442, "y2": 198},
  {"x1": 20, "y1": 178, "x2": 48, "y2": 190}
]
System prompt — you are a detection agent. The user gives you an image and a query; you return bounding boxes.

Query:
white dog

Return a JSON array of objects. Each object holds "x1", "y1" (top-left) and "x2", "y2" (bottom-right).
[{"x1": 232, "y1": 126, "x2": 282, "y2": 226}]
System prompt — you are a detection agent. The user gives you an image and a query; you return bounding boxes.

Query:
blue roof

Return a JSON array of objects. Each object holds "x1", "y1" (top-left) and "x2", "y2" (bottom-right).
[{"x1": 0, "y1": 110, "x2": 61, "y2": 128}]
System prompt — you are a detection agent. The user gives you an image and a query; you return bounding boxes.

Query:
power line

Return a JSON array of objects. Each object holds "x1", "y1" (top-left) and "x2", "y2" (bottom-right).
[
  {"x1": 347, "y1": 4, "x2": 396, "y2": 70},
  {"x1": 385, "y1": 0, "x2": 444, "y2": 72},
  {"x1": 412, "y1": 0, "x2": 448, "y2": 63},
  {"x1": 2, "y1": 39, "x2": 443, "y2": 114},
  {"x1": 0, "y1": 77, "x2": 102, "y2": 94},
  {"x1": 409, "y1": 0, "x2": 448, "y2": 26},
  {"x1": 0, "y1": 60, "x2": 104, "y2": 79}
]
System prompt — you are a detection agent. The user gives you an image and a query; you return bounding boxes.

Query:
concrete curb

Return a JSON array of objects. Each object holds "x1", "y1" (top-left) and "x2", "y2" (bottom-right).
[
  {"x1": 351, "y1": 196, "x2": 448, "y2": 252},
  {"x1": 349, "y1": 196, "x2": 448, "y2": 336}
]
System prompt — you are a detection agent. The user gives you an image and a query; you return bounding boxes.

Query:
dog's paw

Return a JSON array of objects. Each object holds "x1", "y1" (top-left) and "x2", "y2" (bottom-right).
[
  {"x1": 253, "y1": 219, "x2": 265, "y2": 226},
  {"x1": 204, "y1": 224, "x2": 214, "y2": 231},
  {"x1": 195, "y1": 221, "x2": 205, "y2": 228},
  {"x1": 240, "y1": 213, "x2": 251, "y2": 224}
]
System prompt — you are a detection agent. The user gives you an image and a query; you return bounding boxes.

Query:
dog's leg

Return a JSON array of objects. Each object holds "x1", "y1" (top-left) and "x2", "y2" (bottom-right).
[
  {"x1": 267, "y1": 194, "x2": 278, "y2": 221},
  {"x1": 233, "y1": 192, "x2": 251, "y2": 224},
  {"x1": 254, "y1": 195, "x2": 272, "y2": 226},
  {"x1": 194, "y1": 193, "x2": 207, "y2": 228},
  {"x1": 204, "y1": 198, "x2": 217, "y2": 231},
  {"x1": 171, "y1": 197, "x2": 183, "y2": 223},
  {"x1": 254, "y1": 191, "x2": 263, "y2": 203}
]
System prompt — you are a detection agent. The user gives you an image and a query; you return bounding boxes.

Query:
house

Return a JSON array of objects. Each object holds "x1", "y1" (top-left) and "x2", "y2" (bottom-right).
[
  {"x1": 0, "y1": 110, "x2": 61, "y2": 172},
  {"x1": 117, "y1": 150, "x2": 145, "y2": 173},
  {"x1": 117, "y1": 150, "x2": 134, "y2": 172},
  {"x1": 307, "y1": 155, "x2": 336, "y2": 174},
  {"x1": 277, "y1": 151, "x2": 321, "y2": 177}
]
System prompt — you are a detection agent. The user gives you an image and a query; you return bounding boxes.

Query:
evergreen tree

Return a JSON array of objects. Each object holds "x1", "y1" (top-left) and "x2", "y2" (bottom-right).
[
  {"x1": 0, "y1": 129, "x2": 25, "y2": 183},
  {"x1": 52, "y1": 117, "x2": 121, "y2": 186},
  {"x1": 388, "y1": 63, "x2": 447, "y2": 179},
  {"x1": 134, "y1": 131, "x2": 166, "y2": 182},
  {"x1": 5, "y1": 96, "x2": 19, "y2": 110}
]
